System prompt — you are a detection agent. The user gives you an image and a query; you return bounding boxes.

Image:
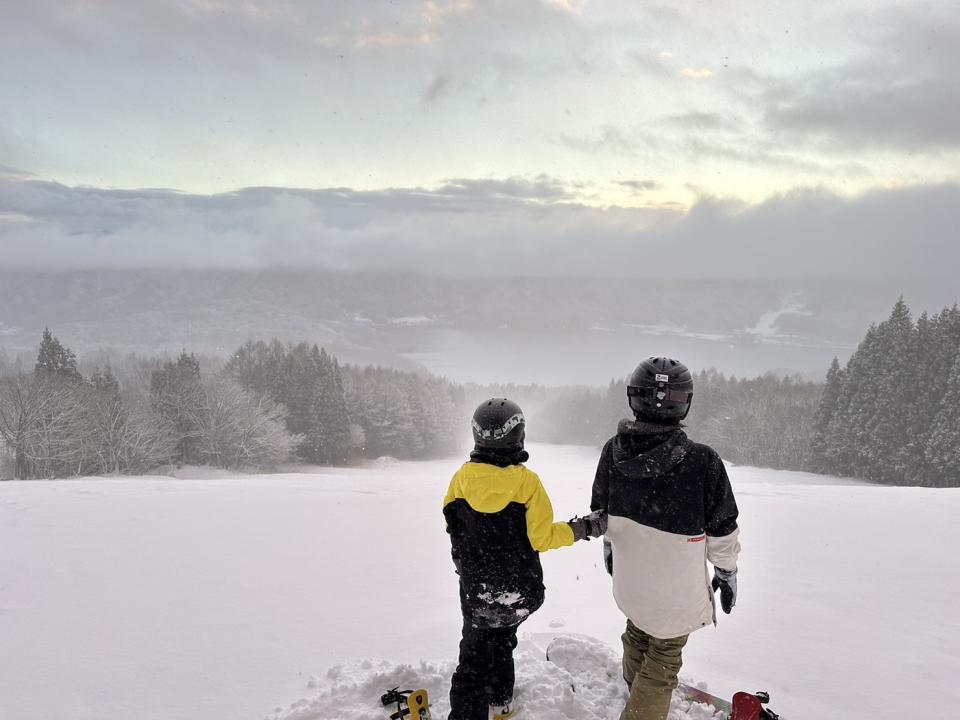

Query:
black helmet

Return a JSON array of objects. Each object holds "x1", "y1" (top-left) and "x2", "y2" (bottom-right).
[
  {"x1": 472, "y1": 398, "x2": 525, "y2": 449},
  {"x1": 626, "y1": 357, "x2": 693, "y2": 422}
]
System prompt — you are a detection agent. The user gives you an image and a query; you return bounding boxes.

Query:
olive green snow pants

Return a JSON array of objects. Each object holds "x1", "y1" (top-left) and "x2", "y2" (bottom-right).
[{"x1": 620, "y1": 620, "x2": 688, "y2": 720}]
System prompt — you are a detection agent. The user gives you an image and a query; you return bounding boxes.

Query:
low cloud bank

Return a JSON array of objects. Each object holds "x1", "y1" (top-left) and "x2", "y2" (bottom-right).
[{"x1": 1, "y1": 170, "x2": 957, "y2": 279}]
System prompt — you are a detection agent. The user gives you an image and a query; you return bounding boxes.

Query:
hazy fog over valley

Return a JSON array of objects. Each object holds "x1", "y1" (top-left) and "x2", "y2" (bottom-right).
[{"x1": 0, "y1": 267, "x2": 956, "y2": 384}]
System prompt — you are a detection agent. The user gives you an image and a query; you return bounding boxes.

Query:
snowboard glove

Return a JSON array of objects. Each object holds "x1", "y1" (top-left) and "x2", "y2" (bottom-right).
[
  {"x1": 568, "y1": 510, "x2": 608, "y2": 542},
  {"x1": 712, "y1": 567, "x2": 737, "y2": 614}
]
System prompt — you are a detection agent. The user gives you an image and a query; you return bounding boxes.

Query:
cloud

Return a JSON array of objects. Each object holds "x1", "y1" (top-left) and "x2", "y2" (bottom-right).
[
  {"x1": 435, "y1": 176, "x2": 577, "y2": 202},
  {"x1": 558, "y1": 126, "x2": 648, "y2": 156},
  {"x1": 761, "y1": 8, "x2": 960, "y2": 152},
  {"x1": 3, "y1": 1, "x2": 457, "y2": 60},
  {"x1": 682, "y1": 137, "x2": 872, "y2": 176},
  {"x1": 616, "y1": 179, "x2": 663, "y2": 192},
  {"x1": 421, "y1": 72, "x2": 455, "y2": 104},
  {"x1": 628, "y1": 51, "x2": 673, "y2": 78},
  {"x1": 679, "y1": 67, "x2": 714, "y2": 79},
  {"x1": 543, "y1": 0, "x2": 587, "y2": 13},
  {"x1": 2, "y1": 172, "x2": 958, "y2": 281},
  {"x1": 664, "y1": 112, "x2": 741, "y2": 133},
  {"x1": 0, "y1": 164, "x2": 35, "y2": 181}
]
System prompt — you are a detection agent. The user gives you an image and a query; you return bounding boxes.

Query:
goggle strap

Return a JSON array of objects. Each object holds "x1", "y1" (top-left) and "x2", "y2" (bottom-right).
[{"x1": 627, "y1": 386, "x2": 692, "y2": 403}]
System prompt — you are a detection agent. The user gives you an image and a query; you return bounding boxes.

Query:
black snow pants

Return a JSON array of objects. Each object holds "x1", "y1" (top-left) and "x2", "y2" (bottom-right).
[{"x1": 448, "y1": 620, "x2": 519, "y2": 720}]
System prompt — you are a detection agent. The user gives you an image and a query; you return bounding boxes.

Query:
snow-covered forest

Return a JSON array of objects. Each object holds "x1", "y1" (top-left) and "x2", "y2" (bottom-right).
[
  {"x1": 0, "y1": 331, "x2": 465, "y2": 479},
  {"x1": 5, "y1": 297, "x2": 959, "y2": 486}
]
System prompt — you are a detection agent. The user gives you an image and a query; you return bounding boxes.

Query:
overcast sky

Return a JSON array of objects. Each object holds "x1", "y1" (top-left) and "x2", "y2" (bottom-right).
[{"x1": 1, "y1": 1, "x2": 958, "y2": 274}]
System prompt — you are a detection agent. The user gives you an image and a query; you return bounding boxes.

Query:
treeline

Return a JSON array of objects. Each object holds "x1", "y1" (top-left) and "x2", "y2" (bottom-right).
[
  {"x1": 8, "y1": 298, "x2": 955, "y2": 485},
  {"x1": 0, "y1": 332, "x2": 464, "y2": 479},
  {"x1": 224, "y1": 340, "x2": 464, "y2": 463},
  {"x1": 808, "y1": 299, "x2": 960, "y2": 487},
  {"x1": 484, "y1": 371, "x2": 822, "y2": 471}
]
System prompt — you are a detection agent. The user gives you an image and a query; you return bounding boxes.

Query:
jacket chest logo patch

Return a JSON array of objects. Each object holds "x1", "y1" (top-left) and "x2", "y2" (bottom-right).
[{"x1": 687, "y1": 535, "x2": 706, "y2": 543}]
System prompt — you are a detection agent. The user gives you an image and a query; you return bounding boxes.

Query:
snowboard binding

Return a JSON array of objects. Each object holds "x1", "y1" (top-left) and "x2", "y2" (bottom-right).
[
  {"x1": 731, "y1": 690, "x2": 781, "y2": 720},
  {"x1": 380, "y1": 687, "x2": 432, "y2": 720}
]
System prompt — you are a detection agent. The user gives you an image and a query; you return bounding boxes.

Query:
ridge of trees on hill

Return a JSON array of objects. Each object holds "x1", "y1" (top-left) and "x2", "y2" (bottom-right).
[
  {"x1": 808, "y1": 299, "x2": 960, "y2": 487},
  {"x1": 3, "y1": 297, "x2": 957, "y2": 486},
  {"x1": 0, "y1": 333, "x2": 464, "y2": 479},
  {"x1": 476, "y1": 371, "x2": 823, "y2": 472},
  {"x1": 481, "y1": 299, "x2": 960, "y2": 487},
  {"x1": 223, "y1": 339, "x2": 464, "y2": 463}
]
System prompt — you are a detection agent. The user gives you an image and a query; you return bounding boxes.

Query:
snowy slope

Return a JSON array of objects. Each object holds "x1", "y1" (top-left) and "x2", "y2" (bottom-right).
[{"x1": 1, "y1": 444, "x2": 958, "y2": 720}]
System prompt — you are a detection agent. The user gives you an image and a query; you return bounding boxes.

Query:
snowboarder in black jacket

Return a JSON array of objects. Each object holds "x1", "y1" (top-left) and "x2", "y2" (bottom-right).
[{"x1": 591, "y1": 358, "x2": 740, "y2": 720}]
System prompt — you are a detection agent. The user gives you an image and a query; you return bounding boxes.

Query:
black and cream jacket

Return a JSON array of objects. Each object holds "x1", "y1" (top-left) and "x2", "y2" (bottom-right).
[{"x1": 591, "y1": 420, "x2": 740, "y2": 639}]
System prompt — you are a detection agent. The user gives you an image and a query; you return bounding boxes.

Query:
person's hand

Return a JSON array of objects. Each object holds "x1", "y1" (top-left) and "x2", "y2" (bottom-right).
[
  {"x1": 568, "y1": 510, "x2": 608, "y2": 541},
  {"x1": 712, "y1": 567, "x2": 737, "y2": 613}
]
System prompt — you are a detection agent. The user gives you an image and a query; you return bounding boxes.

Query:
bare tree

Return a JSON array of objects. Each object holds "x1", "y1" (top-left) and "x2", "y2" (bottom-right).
[
  {"x1": 200, "y1": 376, "x2": 296, "y2": 470},
  {"x1": 115, "y1": 404, "x2": 178, "y2": 474},
  {"x1": 0, "y1": 374, "x2": 95, "y2": 479}
]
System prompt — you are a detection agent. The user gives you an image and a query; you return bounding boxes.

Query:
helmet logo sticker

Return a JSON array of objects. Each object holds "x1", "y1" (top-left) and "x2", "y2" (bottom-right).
[{"x1": 655, "y1": 373, "x2": 669, "y2": 382}]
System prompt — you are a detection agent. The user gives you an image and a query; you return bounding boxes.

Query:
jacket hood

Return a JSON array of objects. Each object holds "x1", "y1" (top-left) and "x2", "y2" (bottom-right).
[{"x1": 612, "y1": 418, "x2": 692, "y2": 479}]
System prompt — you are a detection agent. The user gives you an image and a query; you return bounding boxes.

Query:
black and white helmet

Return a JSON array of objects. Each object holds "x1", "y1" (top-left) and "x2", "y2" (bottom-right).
[
  {"x1": 471, "y1": 398, "x2": 526, "y2": 449},
  {"x1": 626, "y1": 357, "x2": 693, "y2": 422}
]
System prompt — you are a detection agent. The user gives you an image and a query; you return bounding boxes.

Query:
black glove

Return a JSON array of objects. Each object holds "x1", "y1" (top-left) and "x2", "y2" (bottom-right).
[
  {"x1": 712, "y1": 567, "x2": 737, "y2": 614},
  {"x1": 568, "y1": 510, "x2": 608, "y2": 542}
]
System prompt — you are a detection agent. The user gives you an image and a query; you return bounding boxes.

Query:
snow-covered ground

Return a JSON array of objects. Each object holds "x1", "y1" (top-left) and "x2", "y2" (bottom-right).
[{"x1": 1, "y1": 444, "x2": 958, "y2": 720}]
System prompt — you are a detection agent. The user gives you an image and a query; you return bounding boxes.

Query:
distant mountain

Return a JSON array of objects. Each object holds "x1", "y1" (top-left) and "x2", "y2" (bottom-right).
[{"x1": 0, "y1": 269, "x2": 954, "y2": 384}]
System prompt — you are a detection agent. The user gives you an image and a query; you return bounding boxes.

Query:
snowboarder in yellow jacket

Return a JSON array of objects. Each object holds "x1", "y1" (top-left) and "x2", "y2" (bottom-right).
[{"x1": 443, "y1": 398, "x2": 605, "y2": 720}]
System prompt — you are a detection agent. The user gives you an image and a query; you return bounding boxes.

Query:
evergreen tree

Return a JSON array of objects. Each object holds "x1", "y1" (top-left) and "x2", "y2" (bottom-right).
[
  {"x1": 88, "y1": 365, "x2": 126, "y2": 473},
  {"x1": 825, "y1": 323, "x2": 881, "y2": 478},
  {"x1": 900, "y1": 311, "x2": 939, "y2": 484},
  {"x1": 223, "y1": 340, "x2": 264, "y2": 393},
  {"x1": 280, "y1": 343, "x2": 320, "y2": 461},
  {"x1": 924, "y1": 352, "x2": 960, "y2": 487},
  {"x1": 808, "y1": 358, "x2": 844, "y2": 473},
  {"x1": 34, "y1": 328, "x2": 82, "y2": 382},
  {"x1": 368, "y1": 380, "x2": 419, "y2": 458},
  {"x1": 150, "y1": 352, "x2": 205, "y2": 465},
  {"x1": 307, "y1": 347, "x2": 351, "y2": 465},
  {"x1": 860, "y1": 298, "x2": 916, "y2": 483},
  {"x1": 809, "y1": 298, "x2": 960, "y2": 486}
]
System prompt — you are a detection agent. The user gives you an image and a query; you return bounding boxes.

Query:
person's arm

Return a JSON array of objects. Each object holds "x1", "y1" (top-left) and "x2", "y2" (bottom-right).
[
  {"x1": 442, "y1": 474, "x2": 462, "y2": 574},
  {"x1": 705, "y1": 452, "x2": 740, "y2": 571},
  {"x1": 704, "y1": 454, "x2": 740, "y2": 612},
  {"x1": 591, "y1": 441, "x2": 614, "y2": 574},
  {"x1": 590, "y1": 439, "x2": 612, "y2": 512},
  {"x1": 524, "y1": 471, "x2": 575, "y2": 551}
]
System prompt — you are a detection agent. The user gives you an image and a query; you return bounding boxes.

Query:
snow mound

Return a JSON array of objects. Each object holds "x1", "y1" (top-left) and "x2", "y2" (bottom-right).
[
  {"x1": 266, "y1": 660, "x2": 451, "y2": 720},
  {"x1": 266, "y1": 634, "x2": 724, "y2": 720},
  {"x1": 371, "y1": 456, "x2": 401, "y2": 469}
]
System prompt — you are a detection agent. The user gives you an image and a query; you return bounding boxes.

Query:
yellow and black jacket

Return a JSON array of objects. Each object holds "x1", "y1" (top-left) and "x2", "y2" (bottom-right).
[{"x1": 443, "y1": 461, "x2": 574, "y2": 627}]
